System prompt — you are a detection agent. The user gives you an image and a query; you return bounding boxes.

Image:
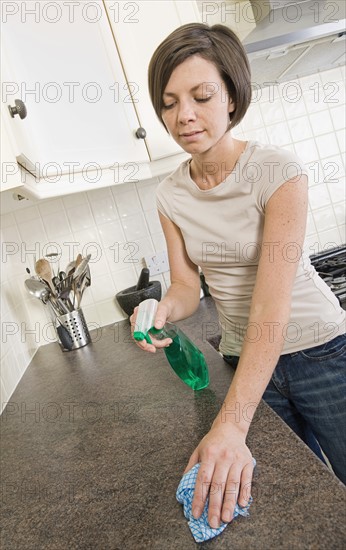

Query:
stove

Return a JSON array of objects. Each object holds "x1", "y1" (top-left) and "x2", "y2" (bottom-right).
[{"x1": 309, "y1": 245, "x2": 346, "y2": 310}]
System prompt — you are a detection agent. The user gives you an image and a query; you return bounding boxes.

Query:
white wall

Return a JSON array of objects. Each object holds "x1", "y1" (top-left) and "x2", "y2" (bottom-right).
[{"x1": 1, "y1": 65, "x2": 345, "y2": 411}]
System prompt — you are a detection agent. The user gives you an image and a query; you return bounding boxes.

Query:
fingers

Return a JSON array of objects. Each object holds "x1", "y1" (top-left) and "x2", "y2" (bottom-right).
[
  {"x1": 191, "y1": 458, "x2": 254, "y2": 528},
  {"x1": 129, "y1": 304, "x2": 172, "y2": 352},
  {"x1": 237, "y1": 460, "x2": 254, "y2": 508},
  {"x1": 220, "y1": 464, "x2": 242, "y2": 524},
  {"x1": 207, "y1": 462, "x2": 231, "y2": 528},
  {"x1": 220, "y1": 460, "x2": 253, "y2": 526},
  {"x1": 154, "y1": 301, "x2": 171, "y2": 330},
  {"x1": 136, "y1": 336, "x2": 172, "y2": 353},
  {"x1": 191, "y1": 462, "x2": 215, "y2": 521},
  {"x1": 129, "y1": 306, "x2": 138, "y2": 335}
]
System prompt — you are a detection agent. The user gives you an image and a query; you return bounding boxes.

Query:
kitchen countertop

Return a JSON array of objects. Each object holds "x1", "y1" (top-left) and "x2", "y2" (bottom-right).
[{"x1": 1, "y1": 297, "x2": 345, "y2": 549}]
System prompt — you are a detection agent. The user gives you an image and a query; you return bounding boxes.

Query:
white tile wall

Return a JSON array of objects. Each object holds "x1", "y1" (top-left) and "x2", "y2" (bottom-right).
[{"x1": 1, "y1": 66, "x2": 345, "y2": 411}]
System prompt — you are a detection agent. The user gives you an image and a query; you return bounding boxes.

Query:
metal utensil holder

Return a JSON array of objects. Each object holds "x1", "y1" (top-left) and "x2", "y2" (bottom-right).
[{"x1": 55, "y1": 308, "x2": 91, "y2": 351}]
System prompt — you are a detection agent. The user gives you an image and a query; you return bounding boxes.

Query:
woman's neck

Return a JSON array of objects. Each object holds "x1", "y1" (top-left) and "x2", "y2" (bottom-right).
[{"x1": 189, "y1": 136, "x2": 248, "y2": 190}]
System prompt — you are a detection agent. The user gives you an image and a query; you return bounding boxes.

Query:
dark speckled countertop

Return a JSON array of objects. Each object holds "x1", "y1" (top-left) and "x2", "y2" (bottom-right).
[{"x1": 1, "y1": 297, "x2": 345, "y2": 549}]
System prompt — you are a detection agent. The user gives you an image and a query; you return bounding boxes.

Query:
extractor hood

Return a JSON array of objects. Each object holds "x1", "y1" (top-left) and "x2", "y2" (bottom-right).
[{"x1": 243, "y1": 0, "x2": 346, "y2": 87}]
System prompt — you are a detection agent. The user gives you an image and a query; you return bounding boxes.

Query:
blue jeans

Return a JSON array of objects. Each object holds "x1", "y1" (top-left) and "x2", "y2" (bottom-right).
[{"x1": 223, "y1": 333, "x2": 346, "y2": 485}]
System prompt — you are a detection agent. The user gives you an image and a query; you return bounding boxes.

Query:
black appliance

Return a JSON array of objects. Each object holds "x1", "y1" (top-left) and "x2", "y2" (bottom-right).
[{"x1": 309, "y1": 245, "x2": 346, "y2": 310}]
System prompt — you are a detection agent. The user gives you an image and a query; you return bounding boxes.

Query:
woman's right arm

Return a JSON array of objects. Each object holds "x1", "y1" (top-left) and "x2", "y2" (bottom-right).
[
  {"x1": 130, "y1": 211, "x2": 201, "y2": 351},
  {"x1": 157, "y1": 211, "x2": 201, "y2": 321}
]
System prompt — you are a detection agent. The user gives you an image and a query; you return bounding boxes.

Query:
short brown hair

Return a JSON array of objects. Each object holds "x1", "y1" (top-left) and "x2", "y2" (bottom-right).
[{"x1": 148, "y1": 23, "x2": 252, "y2": 132}]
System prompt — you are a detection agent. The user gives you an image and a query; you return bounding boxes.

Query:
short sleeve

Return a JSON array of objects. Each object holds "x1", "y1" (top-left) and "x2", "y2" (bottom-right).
[
  {"x1": 156, "y1": 174, "x2": 174, "y2": 221},
  {"x1": 251, "y1": 147, "x2": 309, "y2": 211}
]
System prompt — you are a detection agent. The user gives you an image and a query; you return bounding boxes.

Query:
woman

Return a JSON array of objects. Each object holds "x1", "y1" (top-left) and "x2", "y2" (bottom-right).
[{"x1": 131, "y1": 23, "x2": 346, "y2": 528}]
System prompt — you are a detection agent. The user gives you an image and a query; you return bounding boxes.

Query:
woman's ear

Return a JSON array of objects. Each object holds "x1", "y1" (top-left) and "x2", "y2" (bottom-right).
[{"x1": 229, "y1": 98, "x2": 236, "y2": 114}]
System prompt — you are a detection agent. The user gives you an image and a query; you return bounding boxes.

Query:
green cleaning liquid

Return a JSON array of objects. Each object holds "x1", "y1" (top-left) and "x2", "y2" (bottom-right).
[
  {"x1": 133, "y1": 299, "x2": 209, "y2": 391},
  {"x1": 153, "y1": 323, "x2": 209, "y2": 391}
]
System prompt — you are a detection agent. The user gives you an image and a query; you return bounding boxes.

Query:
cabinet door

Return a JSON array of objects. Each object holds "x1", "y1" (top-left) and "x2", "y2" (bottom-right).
[
  {"x1": 0, "y1": 100, "x2": 23, "y2": 192},
  {"x1": 107, "y1": 0, "x2": 201, "y2": 160},
  {"x1": 2, "y1": 0, "x2": 149, "y2": 179}
]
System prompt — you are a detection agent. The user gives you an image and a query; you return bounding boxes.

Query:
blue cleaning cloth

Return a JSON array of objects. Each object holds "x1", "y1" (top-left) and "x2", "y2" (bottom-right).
[{"x1": 176, "y1": 459, "x2": 256, "y2": 543}]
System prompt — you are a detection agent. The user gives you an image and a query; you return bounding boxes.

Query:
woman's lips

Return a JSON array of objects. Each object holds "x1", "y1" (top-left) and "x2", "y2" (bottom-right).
[{"x1": 180, "y1": 130, "x2": 205, "y2": 141}]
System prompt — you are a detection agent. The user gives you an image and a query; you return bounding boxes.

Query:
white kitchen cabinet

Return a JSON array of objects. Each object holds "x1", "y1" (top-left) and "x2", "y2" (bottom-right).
[
  {"x1": 1, "y1": 0, "x2": 149, "y2": 183},
  {"x1": 107, "y1": 0, "x2": 201, "y2": 160},
  {"x1": 0, "y1": 99, "x2": 24, "y2": 192},
  {"x1": 1, "y1": 0, "x2": 198, "y2": 198}
]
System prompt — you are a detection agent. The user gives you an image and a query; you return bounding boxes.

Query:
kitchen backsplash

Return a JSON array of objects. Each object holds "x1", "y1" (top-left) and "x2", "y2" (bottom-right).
[{"x1": 1, "y1": 66, "x2": 345, "y2": 411}]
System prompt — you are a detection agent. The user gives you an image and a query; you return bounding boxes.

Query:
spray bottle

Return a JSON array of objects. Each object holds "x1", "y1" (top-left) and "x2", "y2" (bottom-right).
[{"x1": 133, "y1": 298, "x2": 209, "y2": 391}]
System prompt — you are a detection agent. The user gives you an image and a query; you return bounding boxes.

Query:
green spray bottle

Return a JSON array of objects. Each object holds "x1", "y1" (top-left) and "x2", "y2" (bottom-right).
[{"x1": 133, "y1": 298, "x2": 209, "y2": 391}]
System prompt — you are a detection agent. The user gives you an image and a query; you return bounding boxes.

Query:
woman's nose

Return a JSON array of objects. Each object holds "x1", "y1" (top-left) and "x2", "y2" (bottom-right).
[{"x1": 177, "y1": 102, "x2": 197, "y2": 125}]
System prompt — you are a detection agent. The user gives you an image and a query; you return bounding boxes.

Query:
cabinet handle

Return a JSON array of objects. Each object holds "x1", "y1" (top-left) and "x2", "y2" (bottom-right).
[
  {"x1": 135, "y1": 127, "x2": 146, "y2": 139},
  {"x1": 8, "y1": 99, "x2": 27, "y2": 119}
]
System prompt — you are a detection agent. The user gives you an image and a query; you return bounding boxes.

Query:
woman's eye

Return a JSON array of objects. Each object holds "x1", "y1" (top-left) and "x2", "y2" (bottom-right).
[{"x1": 162, "y1": 96, "x2": 212, "y2": 110}]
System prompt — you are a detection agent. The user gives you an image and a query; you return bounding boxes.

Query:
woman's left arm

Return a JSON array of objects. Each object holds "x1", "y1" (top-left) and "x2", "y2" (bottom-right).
[{"x1": 186, "y1": 174, "x2": 309, "y2": 528}]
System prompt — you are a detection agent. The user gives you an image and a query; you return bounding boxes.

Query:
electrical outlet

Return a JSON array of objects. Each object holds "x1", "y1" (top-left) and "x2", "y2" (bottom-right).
[{"x1": 144, "y1": 251, "x2": 169, "y2": 275}]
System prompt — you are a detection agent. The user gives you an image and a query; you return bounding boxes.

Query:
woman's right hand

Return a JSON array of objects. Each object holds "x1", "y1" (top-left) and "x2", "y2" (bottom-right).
[{"x1": 130, "y1": 301, "x2": 173, "y2": 353}]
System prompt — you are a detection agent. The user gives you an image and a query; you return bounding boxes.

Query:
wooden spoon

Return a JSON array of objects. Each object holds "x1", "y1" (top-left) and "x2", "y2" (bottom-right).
[{"x1": 35, "y1": 258, "x2": 56, "y2": 296}]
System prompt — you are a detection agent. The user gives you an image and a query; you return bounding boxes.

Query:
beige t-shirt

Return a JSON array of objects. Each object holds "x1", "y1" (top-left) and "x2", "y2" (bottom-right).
[{"x1": 156, "y1": 140, "x2": 346, "y2": 355}]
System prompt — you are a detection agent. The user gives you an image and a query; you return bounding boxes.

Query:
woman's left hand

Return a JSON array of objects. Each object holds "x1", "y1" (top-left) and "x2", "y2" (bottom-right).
[{"x1": 183, "y1": 420, "x2": 254, "y2": 528}]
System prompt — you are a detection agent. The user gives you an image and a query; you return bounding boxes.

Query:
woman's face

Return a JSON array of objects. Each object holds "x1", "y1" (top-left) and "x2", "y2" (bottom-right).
[{"x1": 161, "y1": 55, "x2": 235, "y2": 155}]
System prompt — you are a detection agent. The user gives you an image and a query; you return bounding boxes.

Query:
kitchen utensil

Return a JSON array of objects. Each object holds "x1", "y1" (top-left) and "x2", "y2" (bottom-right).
[
  {"x1": 74, "y1": 278, "x2": 83, "y2": 309},
  {"x1": 73, "y1": 254, "x2": 91, "y2": 282},
  {"x1": 57, "y1": 283, "x2": 74, "y2": 311},
  {"x1": 64, "y1": 254, "x2": 82, "y2": 281},
  {"x1": 45, "y1": 252, "x2": 60, "y2": 277},
  {"x1": 55, "y1": 271, "x2": 69, "y2": 294},
  {"x1": 76, "y1": 271, "x2": 91, "y2": 308},
  {"x1": 57, "y1": 271, "x2": 67, "y2": 291},
  {"x1": 35, "y1": 258, "x2": 56, "y2": 296},
  {"x1": 71, "y1": 255, "x2": 91, "y2": 308},
  {"x1": 25, "y1": 278, "x2": 50, "y2": 303},
  {"x1": 57, "y1": 308, "x2": 91, "y2": 350},
  {"x1": 135, "y1": 268, "x2": 150, "y2": 290},
  {"x1": 115, "y1": 278, "x2": 161, "y2": 317},
  {"x1": 25, "y1": 277, "x2": 69, "y2": 315},
  {"x1": 57, "y1": 268, "x2": 80, "y2": 310},
  {"x1": 46, "y1": 300, "x2": 74, "y2": 350},
  {"x1": 63, "y1": 261, "x2": 77, "y2": 297},
  {"x1": 55, "y1": 297, "x2": 70, "y2": 315},
  {"x1": 85, "y1": 264, "x2": 91, "y2": 283},
  {"x1": 52, "y1": 276, "x2": 60, "y2": 291},
  {"x1": 77, "y1": 264, "x2": 91, "y2": 308},
  {"x1": 56, "y1": 325, "x2": 75, "y2": 350},
  {"x1": 65, "y1": 260, "x2": 76, "y2": 276},
  {"x1": 58, "y1": 284, "x2": 73, "y2": 299},
  {"x1": 25, "y1": 267, "x2": 36, "y2": 279}
]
